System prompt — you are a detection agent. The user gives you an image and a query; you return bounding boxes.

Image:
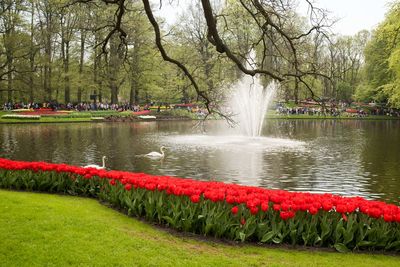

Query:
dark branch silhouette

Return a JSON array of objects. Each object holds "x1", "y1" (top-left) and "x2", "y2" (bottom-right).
[{"x1": 72, "y1": 0, "x2": 334, "y2": 111}]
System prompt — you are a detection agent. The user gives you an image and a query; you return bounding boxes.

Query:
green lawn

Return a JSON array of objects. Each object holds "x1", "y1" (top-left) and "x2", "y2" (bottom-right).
[
  {"x1": 0, "y1": 110, "x2": 132, "y2": 124},
  {"x1": 0, "y1": 190, "x2": 398, "y2": 266},
  {"x1": 266, "y1": 113, "x2": 400, "y2": 120},
  {"x1": 0, "y1": 117, "x2": 93, "y2": 123},
  {"x1": 2, "y1": 110, "x2": 399, "y2": 124}
]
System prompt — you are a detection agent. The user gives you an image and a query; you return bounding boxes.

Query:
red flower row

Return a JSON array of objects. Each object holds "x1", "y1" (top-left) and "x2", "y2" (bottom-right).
[{"x1": 1, "y1": 157, "x2": 400, "y2": 223}]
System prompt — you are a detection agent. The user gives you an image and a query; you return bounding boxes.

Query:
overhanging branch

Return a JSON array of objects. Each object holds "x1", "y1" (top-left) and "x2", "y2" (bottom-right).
[{"x1": 141, "y1": 0, "x2": 213, "y2": 112}]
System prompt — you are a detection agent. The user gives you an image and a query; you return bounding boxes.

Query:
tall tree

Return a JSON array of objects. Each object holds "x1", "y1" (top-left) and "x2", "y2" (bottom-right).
[
  {"x1": 0, "y1": 0, "x2": 26, "y2": 102},
  {"x1": 357, "y1": 1, "x2": 400, "y2": 107},
  {"x1": 37, "y1": 0, "x2": 56, "y2": 101},
  {"x1": 59, "y1": 5, "x2": 78, "y2": 103}
]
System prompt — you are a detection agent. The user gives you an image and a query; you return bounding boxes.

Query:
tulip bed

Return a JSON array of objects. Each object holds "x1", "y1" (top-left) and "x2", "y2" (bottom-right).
[{"x1": 0, "y1": 158, "x2": 399, "y2": 253}]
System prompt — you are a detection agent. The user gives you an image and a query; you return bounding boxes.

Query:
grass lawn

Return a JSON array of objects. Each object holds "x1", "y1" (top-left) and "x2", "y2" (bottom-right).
[
  {"x1": 0, "y1": 190, "x2": 398, "y2": 266},
  {"x1": 1, "y1": 110, "x2": 399, "y2": 123},
  {"x1": 266, "y1": 113, "x2": 400, "y2": 120},
  {"x1": 0, "y1": 110, "x2": 131, "y2": 124},
  {"x1": 0, "y1": 117, "x2": 93, "y2": 123}
]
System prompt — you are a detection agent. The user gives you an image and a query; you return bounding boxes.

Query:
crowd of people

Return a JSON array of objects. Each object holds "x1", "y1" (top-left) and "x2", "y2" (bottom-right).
[
  {"x1": 276, "y1": 106, "x2": 343, "y2": 116},
  {"x1": 275, "y1": 102, "x2": 400, "y2": 117},
  {"x1": 3, "y1": 100, "x2": 400, "y2": 117},
  {"x1": 3, "y1": 101, "x2": 144, "y2": 112}
]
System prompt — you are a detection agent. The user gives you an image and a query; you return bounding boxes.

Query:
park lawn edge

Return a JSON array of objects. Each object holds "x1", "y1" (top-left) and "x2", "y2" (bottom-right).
[
  {"x1": 0, "y1": 189, "x2": 399, "y2": 267},
  {"x1": 1, "y1": 114, "x2": 399, "y2": 124},
  {"x1": 0, "y1": 118, "x2": 93, "y2": 124}
]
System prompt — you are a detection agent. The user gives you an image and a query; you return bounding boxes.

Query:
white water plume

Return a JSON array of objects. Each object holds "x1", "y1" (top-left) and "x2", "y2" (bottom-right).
[{"x1": 229, "y1": 50, "x2": 278, "y2": 137}]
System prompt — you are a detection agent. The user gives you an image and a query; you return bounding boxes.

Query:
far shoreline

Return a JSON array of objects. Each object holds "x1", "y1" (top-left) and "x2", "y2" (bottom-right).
[{"x1": 1, "y1": 113, "x2": 400, "y2": 124}]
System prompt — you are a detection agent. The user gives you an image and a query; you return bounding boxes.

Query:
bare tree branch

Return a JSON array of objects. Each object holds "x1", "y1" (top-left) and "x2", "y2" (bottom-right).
[{"x1": 141, "y1": 0, "x2": 213, "y2": 112}]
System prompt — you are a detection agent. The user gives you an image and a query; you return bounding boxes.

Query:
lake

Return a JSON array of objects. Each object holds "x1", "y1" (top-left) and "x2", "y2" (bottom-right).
[{"x1": 1, "y1": 120, "x2": 399, "y2": 204}]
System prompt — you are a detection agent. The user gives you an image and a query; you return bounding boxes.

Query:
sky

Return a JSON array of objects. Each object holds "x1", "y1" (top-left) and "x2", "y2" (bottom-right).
[
  {"x1": 155, "y1": 0, "x2": 392, "y2": 36},
  {"x1": 308, "y1": 0, "x2": 391, "y2": 35}
]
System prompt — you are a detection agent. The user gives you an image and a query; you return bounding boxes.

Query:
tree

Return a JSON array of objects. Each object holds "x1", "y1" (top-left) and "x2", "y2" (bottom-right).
[
  {"x1": 358, "y1": 1, "x2": 400, "y2": 107},
  {"x1": 0, "y1": 0, "x2": 28, "y2": 102},
  {"x1": 59, "y1": 3, "x2": 78, "y2": 103},
  {"x1": 76, "y1": 0, "x2": 333, "y2": 115}
]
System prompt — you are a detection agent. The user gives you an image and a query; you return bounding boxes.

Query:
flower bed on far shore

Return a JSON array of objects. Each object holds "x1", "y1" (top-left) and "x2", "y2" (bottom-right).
[
  {"x1": 1, "y1": 114, "x2": 41, "y2": 120},
  {"x1": 0, "y1": 157, "x2": 399, "y2": 253}
]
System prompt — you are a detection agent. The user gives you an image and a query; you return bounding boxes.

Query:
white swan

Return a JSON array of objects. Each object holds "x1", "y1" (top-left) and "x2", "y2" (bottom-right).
[
  {"x1": 145, "y1": 146, "x2": 166, "y2": 158},
  {"x1": 84, "y1": 156, "x2": 107, "y2": 169}
]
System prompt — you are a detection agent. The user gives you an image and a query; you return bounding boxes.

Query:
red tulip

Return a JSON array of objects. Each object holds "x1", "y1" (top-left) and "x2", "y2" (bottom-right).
[
  {"x1": 124, "y1": 184, "x2": 132, "y2": 191},
  {"x1": 231, "y1": 206, "x2": 239, "y2": 215},
  {"x1": 190, "y1": 195, "x2": 200, "y2": 203}
]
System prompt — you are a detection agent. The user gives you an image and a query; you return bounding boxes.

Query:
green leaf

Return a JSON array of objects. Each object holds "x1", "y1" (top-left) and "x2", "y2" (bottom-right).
[
  {"x1": 261, "y1": 231, "x2": 275, "y2": 243},
  {"x1": 385, "y1": 240, "x2": 400, "y2": 250},
  {"x1": 205, "y1": 223, "x2": 214, "y2": 235},
  {"x1": 313, "y1": 235, "x2": 322, "y2": 246},
  {"x1": 245, "y1": 224, "x2": 257, "y2": 238},
  {"x1": 334, "y1": 243, "x2": 350, "y2": 253},
  {"x1": 357, "y1": 241, "x2": 375, "y2": 248},
  {"x1": 162, "y1": 216, "x2": 175, "y2": 227},
  {"x1": 272, "y1": 237, "x2": 283, "y2": 244},
  {"x1": 239, "y1": 232, "x2": 246, "y2": 242},
  {"x1": 290, "y1": 229, "x2": 298, "y2": 245}
]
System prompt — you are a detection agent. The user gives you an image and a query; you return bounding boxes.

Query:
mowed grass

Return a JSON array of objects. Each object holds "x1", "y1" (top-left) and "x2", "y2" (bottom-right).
[
  {"x1": 0, "y1": 117, "x2": 93, "y2": 123},
  {"x1": 0, "y1": 110, "x2": 133, "y2": 124},
  {"x1": 0, "y1": 190, "x2": 398, "y2": 267},
  {"x1": 266, "y1": 113, "x2": 400, "y2": 120}
]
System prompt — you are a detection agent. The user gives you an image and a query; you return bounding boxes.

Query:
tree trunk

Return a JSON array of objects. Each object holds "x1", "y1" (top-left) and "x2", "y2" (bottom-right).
[
  {"x1": 62, "y1": 29, "x2": 70, "y2": 103},
  {"x1": 129, "y1": 43, "x2": 140, "y2": 105},
  {"x1": 99, "y1": 80, "x2": 103, "y2": 103},
  {"x1": 110, "y1": 80, "x2": 118, "y2": 104},
  {"x1": 29, "y1": 2, "x2": 35, "y2": 103},
  {"x1": 5, "y1": 9, "x2": 14, "y2": 103},
  {"x1": 294, "y1": 78, "x2": 299, "y2": 104},
  {"x1": 78, "y1": 29, "x2": 85, "y2": 103},
  {"x1": 6, "y1": 54, "x2": 13, "y2": 102},
  {"x1": 64, "y1": 41, "x2": 70, "y2": 103},
  {"x1": 129, "y1": 78, "x2": 137, "y2": 105},
  {"x1": 44, "y1": 13, "x2": 52, "y2": 101},
  {"x1": 108, "y1": 34, "x2": 123, "y2": 104}
]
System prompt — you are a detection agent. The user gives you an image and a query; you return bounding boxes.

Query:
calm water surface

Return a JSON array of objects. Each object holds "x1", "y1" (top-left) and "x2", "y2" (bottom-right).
[{"x1": 0, "y1": 120, "x2": 399, "y2": 204}]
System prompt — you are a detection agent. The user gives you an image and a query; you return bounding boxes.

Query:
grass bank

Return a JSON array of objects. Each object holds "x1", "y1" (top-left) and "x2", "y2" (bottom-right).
[
  {"x1": 0, "y1": 111, "x2": 126, "y2": 124},
  {"x1": 1, "y1": 110, "x2": 400, "y2": 124},
  {"x1": 0, "y1": 116, "x2": 93, "y2": 123},
  {"x1": 266, "y1": 114, "x2": 400, "y2": 120},
  {"x1": 0, "y1": 190, "x2": 398, "y2": 267}
]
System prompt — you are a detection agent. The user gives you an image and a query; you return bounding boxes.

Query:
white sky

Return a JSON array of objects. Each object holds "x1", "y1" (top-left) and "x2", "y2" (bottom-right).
[
  {"x1": 312, "y1": 0, "x2": 391, "y2": 35},
  {"x1": 155, "y1": 0, "x2": 392, "y2": 36}
]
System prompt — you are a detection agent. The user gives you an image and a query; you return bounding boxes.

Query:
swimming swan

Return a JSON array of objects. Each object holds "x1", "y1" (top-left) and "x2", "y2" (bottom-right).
[
  {"x1": 83, "y1": 156, "x2": 107, "y2": 169},
  {"x1": 145, "y1": 146, "x2": 166, "y2": 158}
]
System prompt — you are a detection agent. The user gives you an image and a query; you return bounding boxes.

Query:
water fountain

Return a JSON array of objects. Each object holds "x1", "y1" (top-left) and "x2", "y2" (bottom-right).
[
  {"x1": 229, "y1": 54, "x2": 277, "y2": 137},
  {"x1": 158, "y1": 50, "x2": 304, "y2": 186},
  {"x1": 164, "y1": 50, "x2": 302, "y2": 149},
  {"x1": 163, "y1": 50, "x2": 304, "y2": 152}
]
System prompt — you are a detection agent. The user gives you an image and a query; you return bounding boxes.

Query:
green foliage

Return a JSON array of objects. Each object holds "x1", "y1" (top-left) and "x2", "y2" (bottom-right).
[
  {"x1": 0, "y1": 0, "x2": 398, "y2": 109},
  {"x1": 1, "y1": 169, "x2": 400, "y2": 253},
  {"x1": 360, "y1": 1, "x2": 400, "y2": 107},
  {"x1": 2, "y1": 190, "x2": 399, "y2": 267},
  {"x1": 0, "y1": 170, "x2": 102, "y2": 197},
  {"x1": 161, "y1": 109, "x2": 199, "y2": 119},
  {"x1": 0, "y1": 1, "x2": 212, "y2": 105}
]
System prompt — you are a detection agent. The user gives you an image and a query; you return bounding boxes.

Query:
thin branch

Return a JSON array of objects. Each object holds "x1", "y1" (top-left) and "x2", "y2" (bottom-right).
[{"x1": 200, "y1": 0, "x2": 284, "y2": 81}]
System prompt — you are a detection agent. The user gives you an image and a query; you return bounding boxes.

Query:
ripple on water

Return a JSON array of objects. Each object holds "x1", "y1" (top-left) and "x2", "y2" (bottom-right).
[{"x1": 164, "y1": 134, "x2": 306, "y2": 152}]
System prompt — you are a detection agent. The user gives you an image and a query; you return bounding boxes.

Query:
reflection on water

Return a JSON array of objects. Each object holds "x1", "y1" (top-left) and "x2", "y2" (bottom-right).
[{"x1": 0, "y1": 120, "x2": 399, "y2": 204}]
